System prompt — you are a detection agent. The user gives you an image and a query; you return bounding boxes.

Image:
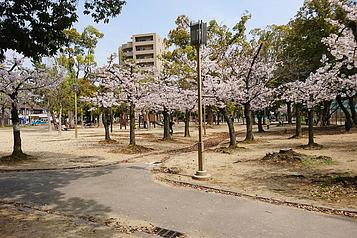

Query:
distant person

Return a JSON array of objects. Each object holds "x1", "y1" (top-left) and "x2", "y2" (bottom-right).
[
  {"x1": 169, "y1": 120, "x2": 175, "y2": 135},
  {"x1": 266, "y1": 118, "x2": 270, "y2": 129}
]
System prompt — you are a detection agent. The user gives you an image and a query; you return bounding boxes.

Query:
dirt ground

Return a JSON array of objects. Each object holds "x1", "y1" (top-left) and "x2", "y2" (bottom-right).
[
  {"x1": 1, "y1": 123, "x2": 356, "y2": 211},
  {"x1": 151, "y1": 124, "x2": 357, "y2": 210},
  {"x1": 0, "y1": 125, "x2": 198, "y2": 170},
  {"x1": 0, "y1": 202, "x2": 153, "y2": 238}
]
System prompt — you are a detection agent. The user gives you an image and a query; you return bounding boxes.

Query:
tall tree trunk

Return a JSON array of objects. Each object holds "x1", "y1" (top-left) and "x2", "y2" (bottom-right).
[
  {"x1": 321, "y1": 101, "x2": 332, "y2": 126},
  {"x1": 336, "y1": 95, "x2": 353, "y2": 130},
  {"x1": 98, "y1": 113, "x2": 103, "y2": 127},
  {"x1": 220, "y1": 108, "x2": 236, "y2": 148},
  {"x1": 1, "y1": 106, "x2": 5, "y2": 127},
  {"x1": 217, "y1": 112, "x2": 220, "y2": 125},
  {"x1": 244, "y1": 103, "x2": 254, "y2": 141},
  {"x1": 184, "y1": 109, "x2": 190, "y2": 137},
  {"x1": 263, "y1": 109, "x2": 267, "y2": 125},
  {"x1": 348, "y1": 96, "x2": 357, "y2": 125},
  {"x1": 68, "y1": 111, "x2": 74, "y2": 128},
  {"x1": 287, "y1": 102, "x2": 293, "y2": 125},
  {"x1": 129, "y1": 103, "x2": 135, "y2": 145},
  {"x1": 252, "y1": 111, "x2": 257, "y2": 125},
  {"x1": 58, "y1": 105, "x2": 62, "y2": 136},
  {"x1": 163, "y1": 107, "x2": 171, "y2": 140},
  {"x1": 10, "y1": 97, "x2": 24, "y2": 157},
  {"x1": 308, "y1": 108, "x2": 315, "y2": 146},
  {"x1": 47, "y1": 101, "x2": 52, "y2": 132},
  {"x1": 257, "y1": 111, "x2": 265, "y2": 133},
  {"x1": 294, "y1": 103, "x2": 302, "y2": 138},
  {"x1": 110, "y1": 107, "x2": 113, "y2": 133},
  {"x1": 207, "y1": 106, "x2": 214, "y2": 125},
  {"x1": 81, "y1": 108, "x2": 84, "y2": 126},
  {"x1": 50, "y1": 111, "x2": 58, "y2": 131},
  {"x1": 102, "y1": 108, "x2": 111, "y2": 141}
]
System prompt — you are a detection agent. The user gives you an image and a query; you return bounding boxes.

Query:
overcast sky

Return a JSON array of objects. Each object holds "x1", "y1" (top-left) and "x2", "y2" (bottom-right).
[{"x1": 74, "y1": 0, "x2": 304, "y2": 66}]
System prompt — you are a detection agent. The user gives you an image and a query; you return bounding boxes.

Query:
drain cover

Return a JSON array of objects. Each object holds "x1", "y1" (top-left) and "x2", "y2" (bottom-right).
[{"x1": 152, "y1": 227, "x2": 185, "y2": 238}]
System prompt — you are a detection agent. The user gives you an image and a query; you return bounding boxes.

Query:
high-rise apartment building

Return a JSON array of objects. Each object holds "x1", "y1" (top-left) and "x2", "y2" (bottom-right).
[{"x1": 118, "y1": 33, "x2": 164, "y2": 70}]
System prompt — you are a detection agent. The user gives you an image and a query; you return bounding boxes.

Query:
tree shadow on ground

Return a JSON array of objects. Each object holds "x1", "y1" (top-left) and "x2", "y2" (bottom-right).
[{"x1": 0, "y1": 167, "x2": 116, "y2": 216}]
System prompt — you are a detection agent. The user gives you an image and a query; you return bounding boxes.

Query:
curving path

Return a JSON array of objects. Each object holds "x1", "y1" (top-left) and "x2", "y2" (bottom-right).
[{"x1": 0, "y1": 164, "x2": 356, "y2": 238}]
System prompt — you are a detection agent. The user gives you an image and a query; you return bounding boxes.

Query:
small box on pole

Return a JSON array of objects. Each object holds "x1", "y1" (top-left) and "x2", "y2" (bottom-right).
[{"x1": 190, "y1": 21, "x2": 207, "y2": 47}]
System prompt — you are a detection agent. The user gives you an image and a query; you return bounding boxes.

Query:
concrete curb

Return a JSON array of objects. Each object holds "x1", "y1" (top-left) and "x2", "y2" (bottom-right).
[{"x1": 158, "y1": 177, "x2": 357, "y2": 219}]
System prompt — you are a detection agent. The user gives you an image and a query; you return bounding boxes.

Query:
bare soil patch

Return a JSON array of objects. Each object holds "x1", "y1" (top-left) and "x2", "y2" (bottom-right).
[
  {"x1": 262, "y1": 148, "x2": 332, "y2": 166},
  {"x1": 111, "y1": 145, "x2": 154, "y2": 154},
  {"x1": 0, "y1": 154, "x2": 37, "y2": 165},
  {"x1": 0, "y1": 202, "x2": 152, "y2": 238},
  {"x1": 98, "y1": 139, "x2": 118, "y2": 144},
  {"x1": 155, "y1": 125, "x2": 357, "y2": 210}
]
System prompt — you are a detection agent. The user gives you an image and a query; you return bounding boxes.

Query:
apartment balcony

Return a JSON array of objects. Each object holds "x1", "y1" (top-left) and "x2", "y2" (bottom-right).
[
  {"x1": 136, "y1": 58, "x2": 155, "y2": 64},
  {"x1": 123, "y1": 51, "x2": 133, "y2": 57},
  {"x1": 134, "y1": 40, "x2": 155, "y2": 46},
  {"x1": 134, "y1": 35, "x2": 154, "y2": 42},
  {"x1": 135, "y1": 49, "x2": 154, "y2": 55}
]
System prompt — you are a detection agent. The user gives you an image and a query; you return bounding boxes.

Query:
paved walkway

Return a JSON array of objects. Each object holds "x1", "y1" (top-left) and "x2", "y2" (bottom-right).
[{"x1": 0, "y1": 164, "x2": 356, "y2": 238}]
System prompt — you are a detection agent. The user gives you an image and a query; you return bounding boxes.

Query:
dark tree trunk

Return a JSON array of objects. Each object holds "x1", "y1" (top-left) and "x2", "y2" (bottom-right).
[
  {"x1": 348, "y1": 97, "x2": 357, "y2": 125},
  {"x1": 129, "y1": 103, "x2": 136, "y2": 145},
  {"x1": 98, "y1": 113, "x2": 103, "y2": 127},
  {"x1": 163, "y1": 107, "x2": 171, "y2": 140},
  {"x1": 207, "y1": 106, "x2": 214, "y2": 125},
  {"x1": 102, "y1": 108, "x2": 111, "y2": 141},
  {"x1": 184, "y1": 109, "x2": 190, "y2": 137},
  {"x1": 287, "y1": 102, "x2": 293, "y2": 125},
  {"x1": 10, "y1": 97, "x2": 24, "y2": 157},
  {"x1": 336, "y1": 95, "x2": 353, "y2": 130},
  {"x1": 294, "y1": 103, "x2": 302, "y2": 138},
  {"x1": 50, "y1": 111, "x2": 59, "y2": 130},
  {"x1": 1, "y1": 106, "x2": 5, "y2": 127},
  {"x1": 257, "y1": 111, "x2": 265, "y2": 133},
  {"x1": 263, "y1": 109, "x2": 267, "y2": 125},
  {"x1": 216, "y1": 112, "x2": 220, "y2": 125},
  {"x1": 68, "y1": 111, "x2": 75, "y2": 129},
  {"x1": 110, "y1": 107, "x2": 113, "y2": 133},
  {"x1": 321, "y1": 101, "x2": 332, "y2": 126},
  {"x1": 252, "y1": 111, "x2": 257, "y2": 125},
  {"x1": 219, "y1": 108, "x2": 236, "y2": 148},
  {"x1": 244, "y1": 103, "x2": 254, "y2": 141},
  {"x1": 308, "y1": 108, "x2": 315, "y2": 146}
]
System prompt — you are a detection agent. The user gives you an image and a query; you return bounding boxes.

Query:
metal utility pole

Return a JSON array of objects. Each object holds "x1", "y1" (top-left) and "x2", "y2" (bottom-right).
[
  {"x1": 73, "y1": 78, "x2": 78, "y2": 139},
  {"x1": 190, "y1": 20, "x2": 211, "y2": 180}
]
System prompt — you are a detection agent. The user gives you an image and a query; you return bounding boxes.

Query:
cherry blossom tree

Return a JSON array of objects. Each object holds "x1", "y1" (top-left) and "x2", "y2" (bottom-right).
[
  {"x1": 82, "y1": 92, "x2": 118, "y2": 141},
  {"x1": 142, "y1": 72, "x2": 191, "y2": 140},
  {"x1": 90, "y1": 58, "x2": 150, "y2": 146},
  {"x1": 280, "y1": 58, "x2": 339, "y2": 147},
  {"x1": 0, "y1": 57, "x2": 64, "y2": 158},
  {"x1": 321, "y1": 0, "x2": 357, "y2": 127},
  {"x1": 214, "y1": 41, "x2": 276, "y2": 142}
]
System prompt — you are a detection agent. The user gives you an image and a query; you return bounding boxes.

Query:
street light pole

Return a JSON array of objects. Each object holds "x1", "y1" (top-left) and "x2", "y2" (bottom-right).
[
  {"x1": 74, "y1": 90, "x2": 78, "y2": 139},
  {"x1": 191, "y1": 20, "x2": 210, "y2": 180}
]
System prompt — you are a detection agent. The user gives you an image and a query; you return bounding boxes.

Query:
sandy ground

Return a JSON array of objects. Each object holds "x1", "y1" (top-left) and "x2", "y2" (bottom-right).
[
  {"x1": 0, "y1": 124, "x2": 198, "y2": 170},
  {"x1": 1, "y1": 123, "x2": 356, "y2": 210}
]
